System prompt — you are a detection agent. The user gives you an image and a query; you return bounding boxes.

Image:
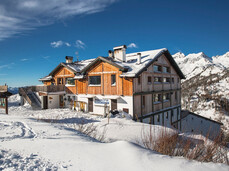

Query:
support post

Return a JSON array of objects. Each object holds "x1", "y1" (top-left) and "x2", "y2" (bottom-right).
[{"x1": 5, "y1": 97, "x2": 8, "y2": 114}]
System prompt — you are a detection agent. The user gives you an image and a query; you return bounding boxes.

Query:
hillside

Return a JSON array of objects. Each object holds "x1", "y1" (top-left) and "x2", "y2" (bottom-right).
[{"x1": 173, "y1": 52, "x2": 229, "y2": 133}]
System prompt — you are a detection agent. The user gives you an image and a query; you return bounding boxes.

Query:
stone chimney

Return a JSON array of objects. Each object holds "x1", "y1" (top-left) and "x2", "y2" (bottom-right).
[
  {"x1": 113, "y1": 45, "x2": 127, "y2": 62},
  {"x1": 136, "y1": 53, "x2": 141, "y2": 64},
  {"x1": 108, "y1": 50, "x2": 114, "y2": 58},
  {"x1": 65, "y1": 56, "x2": 73, "y2": 63}
]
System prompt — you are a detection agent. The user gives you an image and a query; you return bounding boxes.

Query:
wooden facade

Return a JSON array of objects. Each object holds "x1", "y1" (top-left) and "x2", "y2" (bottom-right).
[
  {"x1": 39, "y1": 48, "x2": 184, "y2": 130},
  {"x1": 44, "y1": 61, "x2": 133, "y2": 96},
  {"x1": 132, "y1": 54, "x2": 182, "y2": 128}
]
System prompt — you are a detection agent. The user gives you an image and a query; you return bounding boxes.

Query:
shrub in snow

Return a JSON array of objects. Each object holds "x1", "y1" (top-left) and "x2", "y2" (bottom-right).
[{"x1": 140, "y1": 125, "x2": 229, "y2": 165}]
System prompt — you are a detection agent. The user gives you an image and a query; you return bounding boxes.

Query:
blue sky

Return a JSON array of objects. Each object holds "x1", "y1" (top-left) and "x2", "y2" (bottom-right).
[{"x1": 0, "y1": 0, "x2": 229, "y2": 87}]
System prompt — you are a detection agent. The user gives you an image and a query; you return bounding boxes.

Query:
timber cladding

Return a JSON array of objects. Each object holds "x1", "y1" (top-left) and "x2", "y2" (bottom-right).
[
  {"x1": 0, "y1": 86, "x2": 7, "y2": 92},
  {"x1": 78, "y1": 61, "x2": 133, "y2": 96}
]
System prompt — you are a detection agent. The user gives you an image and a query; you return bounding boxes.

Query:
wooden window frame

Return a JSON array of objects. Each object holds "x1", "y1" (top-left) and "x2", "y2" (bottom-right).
[
  {"x1": 111, "y1": 74, "x2": 116, "y2": 86},
  {"x1": 89, "y1": 75, "x2": 101, "y2": 86},
  {"x1": 147, "y1": 76, "x2": 152, "y2": 84}
]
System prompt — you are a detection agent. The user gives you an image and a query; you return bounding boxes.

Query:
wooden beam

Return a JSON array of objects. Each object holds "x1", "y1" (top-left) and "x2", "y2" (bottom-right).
[{"x1": 133, "y1": 88, "x2": 181, "y2": 96}]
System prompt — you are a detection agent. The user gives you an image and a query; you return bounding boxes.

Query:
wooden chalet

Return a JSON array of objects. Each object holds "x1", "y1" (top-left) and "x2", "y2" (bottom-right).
[{"x1": 35, "y1": 45, "x2": 185, "y2": 129}]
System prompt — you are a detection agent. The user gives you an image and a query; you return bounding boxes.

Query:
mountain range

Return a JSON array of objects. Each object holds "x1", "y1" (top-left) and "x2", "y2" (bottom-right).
[{"x1": 173, "y1": 51, "x2": 229, "y2": 134}]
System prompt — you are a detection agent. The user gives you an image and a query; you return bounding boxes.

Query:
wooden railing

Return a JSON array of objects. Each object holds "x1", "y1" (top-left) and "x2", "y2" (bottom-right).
[
  {"x1": 19, "y1": 88, "x2": 32, "y2": 105},
  {"x1": 21, "y1": 85, "x2": 65, "y2": 93}
]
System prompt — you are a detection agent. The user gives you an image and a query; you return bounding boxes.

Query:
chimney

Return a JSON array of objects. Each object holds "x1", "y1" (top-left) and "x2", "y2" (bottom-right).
[
  {"x1": 65, "y1": 56, "x2": 73, "y2": 63},
  {"x1": 136, "y1": 53, "x2": 141, "y2": 64},
  {"x1": 108, "y1": 50, "x2": 114, "y2": 58},
  {"x1": 113, "y1": 45, "x2": 127, "y2": 62}
]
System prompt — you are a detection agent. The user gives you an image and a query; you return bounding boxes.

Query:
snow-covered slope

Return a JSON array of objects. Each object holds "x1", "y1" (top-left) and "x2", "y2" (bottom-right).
[
  {"x1": 0, "y1": 102, "x2": 228, "y2": 170},
  {"x1": 212, "y1": 52, "x2": 229, "y2": 68}
]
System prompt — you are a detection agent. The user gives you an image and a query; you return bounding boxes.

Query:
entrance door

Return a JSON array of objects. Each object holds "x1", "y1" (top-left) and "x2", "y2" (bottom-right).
[
  {"x1": 59, "y1": 95, "x2": 64, "y2": 108},
  {"x1": 43, "y1": 96, "x2": 48, "y2": 109},
  {"x1": 88, "y1": 98, "x2": 93, "y2": 112},
  {"x1": 111, "y1": 99, "x2": 117, "y2": 111}
]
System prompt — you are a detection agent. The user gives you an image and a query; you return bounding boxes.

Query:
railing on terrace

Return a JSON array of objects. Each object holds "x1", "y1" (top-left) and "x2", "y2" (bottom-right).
[{"x1": 20, "y1": 85, "x2": 65, "y2": 93}]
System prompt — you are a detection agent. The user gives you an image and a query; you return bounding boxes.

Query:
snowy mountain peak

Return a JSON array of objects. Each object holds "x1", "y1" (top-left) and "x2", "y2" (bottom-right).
[
  {"x1": 212, "y1": 51, "x2": 229, "y2": 68},
  {"x1": 173, "y1": 52, "x2": 185, "y2": 59}
]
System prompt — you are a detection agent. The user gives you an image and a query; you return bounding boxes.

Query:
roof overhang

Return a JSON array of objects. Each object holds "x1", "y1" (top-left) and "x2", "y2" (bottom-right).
[{"x1": 49, "y1": 63, "x2": 77, "y2": 76}]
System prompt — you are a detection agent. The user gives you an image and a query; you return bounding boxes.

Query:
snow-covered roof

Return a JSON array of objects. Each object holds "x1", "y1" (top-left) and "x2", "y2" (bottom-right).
[
  {"x1": 39, "y1": 76, "x2": 52, "y2": 81},
  {"x1": 40, "y1": 47, "x2": 185, "y2": 80},
  {"x1": 64, "y1": 59, "x2": 94, "y2": 73},
  {"x1": 119, "y1": 48, "x2": 167, "y2": 77}
]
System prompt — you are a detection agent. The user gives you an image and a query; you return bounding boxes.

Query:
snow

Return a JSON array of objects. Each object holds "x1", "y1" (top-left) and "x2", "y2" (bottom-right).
[
  {"x1": 173, "y1": 51, "x2": 229, "y2": 132},
  {"x1": 120, "y1": 48, "x2": 167, "y2": 77},
  {"x1": 0, "y1": 94, "x2": 228, "y2": 170}
]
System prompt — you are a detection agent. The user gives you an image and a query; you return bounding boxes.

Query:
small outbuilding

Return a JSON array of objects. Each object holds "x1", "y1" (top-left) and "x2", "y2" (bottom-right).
[
  {"x1": 181, "y1": 110, "x2": 223, "y2": 139},
  {"x1": 0, "y1": 85, "x2": 12, "y2": 114}
]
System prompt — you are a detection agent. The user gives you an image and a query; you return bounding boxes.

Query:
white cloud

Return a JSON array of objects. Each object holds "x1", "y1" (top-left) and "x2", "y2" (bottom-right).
[
  {"x1": 127, "y1": 43, "x2": 138, "y2": 48},
  {"x1": 50, "y1": 40, "x2": 71, "y2": 48},
  {"x1": 51, "y1": 41, "x2": 64, "y2": 48},
  {"x1": 20, "y1": 58, "x2": 29, "y2": 61},
  {"x1": 75, "y1": 40, "x2": 86, "y2": 49},
  {"x1": 43, "y1": 56, "x2": 50, "y2": 59},
  {"x1": 0, "y1": 0, "x2": 118, "y2": 41},
  {"x1": 65, "y1": 42, "x2": 71, "y2": 47}
]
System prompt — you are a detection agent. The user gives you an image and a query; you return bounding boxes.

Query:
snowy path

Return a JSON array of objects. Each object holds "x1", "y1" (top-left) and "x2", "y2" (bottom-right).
[
  {"x1": 0, "y1": 95, "x2": 228, "y2": 170},
  {"x1": 0, "y1": 114, "x2": 228, "y2": 171}
]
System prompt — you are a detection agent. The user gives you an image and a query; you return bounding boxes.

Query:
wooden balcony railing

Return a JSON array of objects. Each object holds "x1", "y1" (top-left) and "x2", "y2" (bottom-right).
[{"x1": 21, "y1": 85, "x2": 65, "y2": 93}]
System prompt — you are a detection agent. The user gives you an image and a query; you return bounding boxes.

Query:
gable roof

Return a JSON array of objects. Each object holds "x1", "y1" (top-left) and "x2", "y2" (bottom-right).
[
  {"x1": 48, "y1": 59, "x2": 94, "y2": 76},
  {"x1": 80, "y1": 56, "x2": 128, "y2": 74},
  {"x1": 39, "y1": 48, "x2": 185, "y2": 81},
  {"x1": 181, "y1": 110, "x2": 223, "y2": 125}
]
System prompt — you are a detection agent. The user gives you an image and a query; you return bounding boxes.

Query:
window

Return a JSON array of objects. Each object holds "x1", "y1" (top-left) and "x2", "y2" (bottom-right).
[
  {"x1": 153, "y1": 65, "x2": 162, "y2": 72},
  {"x1": 172, "y1": 78, "x2": 174, "y2": 83},
  {"x1": 171, "y1": 110, "x2": 174, "y2": 117},
  {"x1": 157, "y1": 115, "x2": 160, "y2": 122},
  {"x1": 89, "y1": 76, "x2": 101, "y2": 85},
  {"x1": 138, "y1": 76, "x2": 141, "y2": 84},
  {"x1": 163, "y1": 66, "x2": 170, "y2": 73},
  {"x1": 142, "y1": 96, "x2": 145, "y2": 107},
  {"x1": 123, "y1": 108, "x2": 129, "y2": 114},
  {"x1": 111, "y1": 75, "x2": 116, "y2": 86},
  {"x1": 148, "y1": 76, "x2": 152, "y2": 84},
  {"x1": 163, "y1": 77, "x2": 170, "y2": 83},
  {"x1": 57, "y1": 78, "x2": 63, "y2": 85},
  {"x1": 154, "y1": 77, "x2": 162, "y2": 83},
  {"x1": 65, "y1": 78, "x2": 75, "y2": 85},
  {"x1": 177, "y1": 78, "x2": 180, "y2": 83},
  {"x1": 163, "y1": 93, "x2": 170, "y2": 101},
  {"x1": 154, "y1": 94, "x2": 161, "y2": 103},
  {"x1": 166, "y1": 112, "x2": 168, "y2": 119}
]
